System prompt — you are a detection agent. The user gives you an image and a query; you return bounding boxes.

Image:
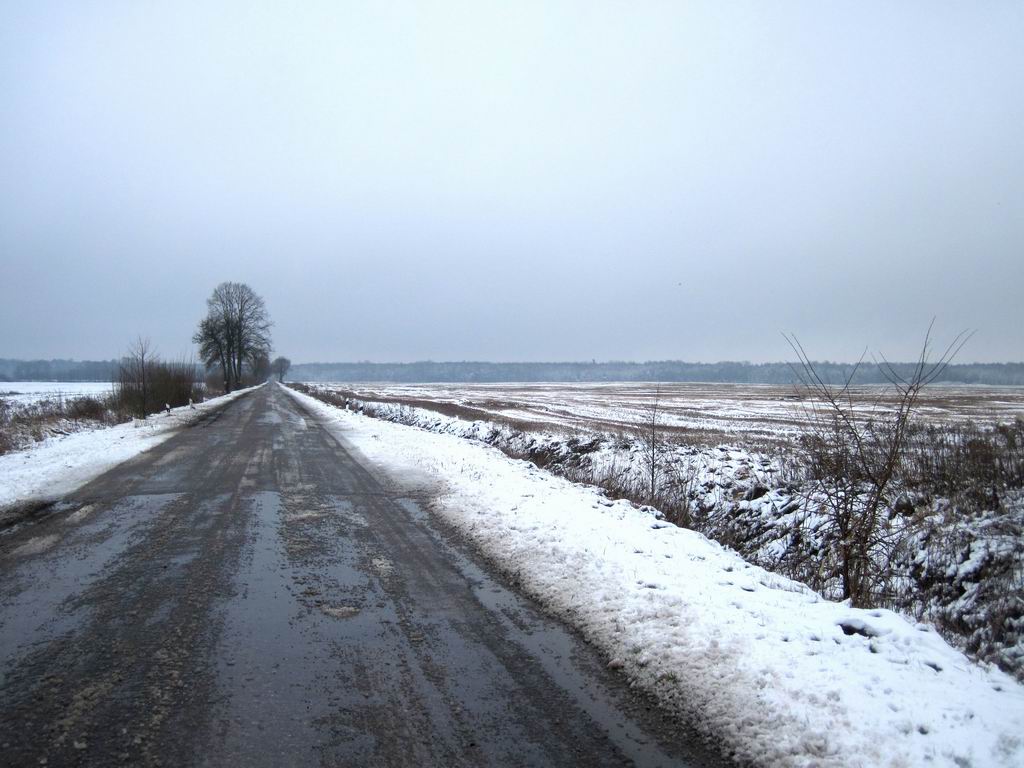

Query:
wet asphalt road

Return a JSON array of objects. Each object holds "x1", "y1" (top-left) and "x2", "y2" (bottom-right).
[{"x1": 0, "y1": 384, "x2": 727, "y2": 767}]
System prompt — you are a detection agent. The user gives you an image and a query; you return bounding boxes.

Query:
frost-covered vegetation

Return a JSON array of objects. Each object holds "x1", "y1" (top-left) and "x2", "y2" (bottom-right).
[
  {"x1": 0, "y1": 353, "x2": 206, "y2": 455},
  {"x1": 0, "y1": 390, "x2": 121, "y2": 454},
  {"x1": 292, "y1": 382, "x2": 1024, "y2": 681}
]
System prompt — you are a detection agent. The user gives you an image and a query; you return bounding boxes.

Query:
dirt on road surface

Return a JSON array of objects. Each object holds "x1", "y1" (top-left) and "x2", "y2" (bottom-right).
[{"x1": 0, "y1": 383, "x2": 729, "y2": 767}]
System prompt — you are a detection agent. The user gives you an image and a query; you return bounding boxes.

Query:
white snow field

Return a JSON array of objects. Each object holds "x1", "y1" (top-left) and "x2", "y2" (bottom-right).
[
  {"x1": 0, "y1": 381, "x2": 116, "y2": 406},
  {"x1": 286, "y1": 386, "x2": 1024, "y2": 768},
  {"x1": 324, "y1": 381, "x2": 1024, "y2": 448},
  {"x1": 0, "y1": 386, "x2": 261, "y2": 521}
]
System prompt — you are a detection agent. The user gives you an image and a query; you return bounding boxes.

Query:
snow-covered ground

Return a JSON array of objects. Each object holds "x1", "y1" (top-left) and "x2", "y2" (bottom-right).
[
  {"x1": 0, "y1": 381, "x2": 115, "y2": 406},
  {"x1": 0, "y1": 386, "x2": 260, "y2": 522},
  {"x1": 286, "y1": 385, "x2": 1024, "y2": 768},
  {"x1": 316, "y1": 381, "x2": 1024, "y2": 448},
  {"x1": 301, "y1": 385, "x2": 1024, "y2": 681}
]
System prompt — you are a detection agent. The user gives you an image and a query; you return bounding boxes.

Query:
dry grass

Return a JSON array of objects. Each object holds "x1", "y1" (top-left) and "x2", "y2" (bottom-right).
[{"x1": 0, "y1": 394, "x2": 122, "y2": 455}]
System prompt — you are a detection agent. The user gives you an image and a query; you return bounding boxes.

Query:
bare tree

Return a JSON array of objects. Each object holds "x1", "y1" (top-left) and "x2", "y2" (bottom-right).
[
  {"x1": 193, "y1": 282, "x2": 273, "y2": 392},
  {"x1": 193, "y1": 315, "x2": 229, "y2": 392},
  {"x1": 637, "y1": 385, "x2": 665, "y2": 505},
  {"x1": 252, "y1": 352, "x2": 271, "y2": 383},
  {"x1": 117, "y1": 337, "x2": 155, "y2": 418},
  {"x1": 114, "y1": 338, "x2": 200, "y2": 418},
  {"x1": 271, "y1": 356, "x2": 291, "y2": 383},
  {"x1": 785, "y1": 323, "x2": 971, "y2": 606}
]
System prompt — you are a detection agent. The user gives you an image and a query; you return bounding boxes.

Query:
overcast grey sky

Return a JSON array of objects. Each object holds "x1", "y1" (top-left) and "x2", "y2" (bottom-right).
[{"x1": 2, "y1": 1, "x2": 1022, "y2": 364}]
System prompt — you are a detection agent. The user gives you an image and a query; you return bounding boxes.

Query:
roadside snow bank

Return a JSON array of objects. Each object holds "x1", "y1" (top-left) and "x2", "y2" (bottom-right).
[
  {"x1": 0, "y1": 386, "x2": 261, "y2": 519},
  {"x1": 287, "y1": 386, "x2": 1024, "y2": 768},
  {"x1": 301, "y1": 385, "x2": 1024, "y2": 682}
]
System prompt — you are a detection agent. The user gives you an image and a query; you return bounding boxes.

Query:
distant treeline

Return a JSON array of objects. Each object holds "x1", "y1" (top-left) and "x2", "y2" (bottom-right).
[
  {"x1": 291, "y1": 360, "x2": 1024, "y2": 386},
  {"x1": 0, "y1": 358, "x2": 119, "y2": 382},
  {"x1": 0, "y1": 358, "x2": 209, "y2": 383},
  {"x1": 4, "y1": 358, "x2": 1023, "y2": 386}
]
